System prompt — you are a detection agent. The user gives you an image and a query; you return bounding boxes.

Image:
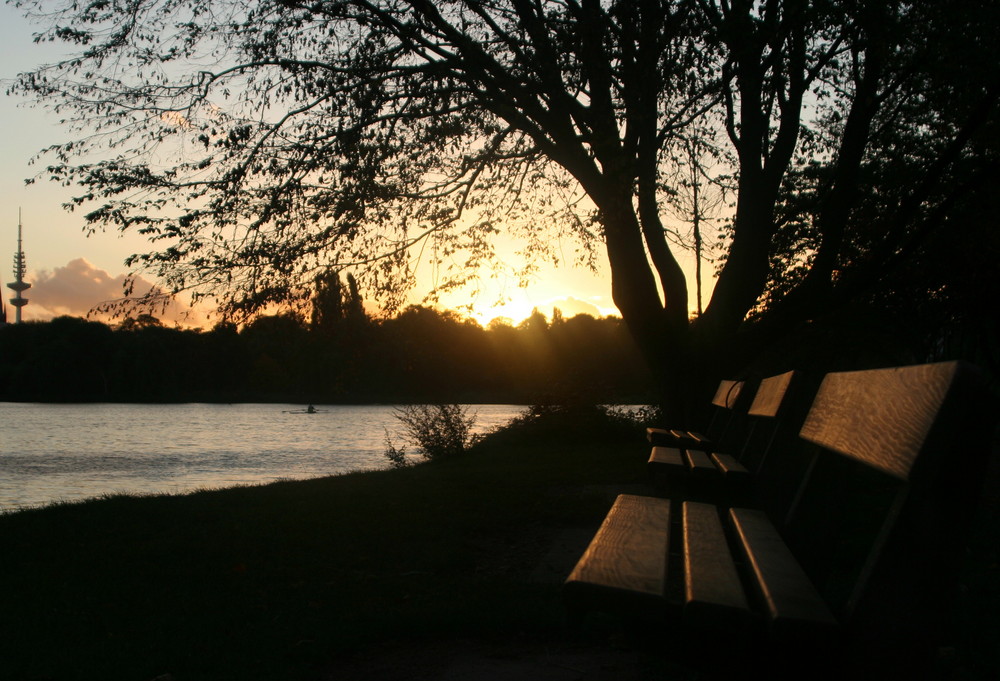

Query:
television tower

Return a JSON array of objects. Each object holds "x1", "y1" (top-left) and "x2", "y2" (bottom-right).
[{"x1": 7, "y1": 211, "x2": 30, "y2": 323}]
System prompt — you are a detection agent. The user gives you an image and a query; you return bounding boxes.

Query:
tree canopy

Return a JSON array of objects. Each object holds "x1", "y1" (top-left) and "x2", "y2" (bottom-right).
[{"x1": 12, "y1": 0, "x2": 999, "y2": 414}]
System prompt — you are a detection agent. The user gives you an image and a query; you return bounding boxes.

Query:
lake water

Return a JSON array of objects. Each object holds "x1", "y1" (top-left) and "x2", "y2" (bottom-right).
[{"x1": 0, "y1": 402, "x2": 527, "y2": 512}]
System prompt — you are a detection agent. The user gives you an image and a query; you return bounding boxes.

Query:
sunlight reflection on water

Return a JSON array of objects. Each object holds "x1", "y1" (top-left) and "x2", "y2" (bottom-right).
[{"x1": 0, "y1": 403, "x2": 526, "y2": 511}]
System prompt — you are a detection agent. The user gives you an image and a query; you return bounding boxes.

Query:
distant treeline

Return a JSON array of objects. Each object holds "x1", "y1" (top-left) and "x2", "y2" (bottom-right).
[{"x1": 0, "y1": 306, "x2": 654, "y2": 404}]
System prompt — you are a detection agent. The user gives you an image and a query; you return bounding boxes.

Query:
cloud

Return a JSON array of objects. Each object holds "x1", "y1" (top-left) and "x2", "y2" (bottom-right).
[
  {"x1": 543, "y1": 296, "x2": 617, "y2": 319},
  {"x1": 16, "y1": 258, "x2": 209, "y2": 327}
]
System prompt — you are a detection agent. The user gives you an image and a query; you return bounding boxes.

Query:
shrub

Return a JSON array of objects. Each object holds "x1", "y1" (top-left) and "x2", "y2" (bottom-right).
[
  {"x1": 605, "y1": 404, "x2": 661, "y2": 428},
  {"x1": 382, "y1": 432, "x2": 410, "y2": 469},
  {"x1": 384, "y1": 404, "x2": 478, "y2": 466}
]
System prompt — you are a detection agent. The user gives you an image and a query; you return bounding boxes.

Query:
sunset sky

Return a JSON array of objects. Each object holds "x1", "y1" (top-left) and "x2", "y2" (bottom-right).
[{"x1": 0, "y1": 3, "x2": 712, "y2": 328}]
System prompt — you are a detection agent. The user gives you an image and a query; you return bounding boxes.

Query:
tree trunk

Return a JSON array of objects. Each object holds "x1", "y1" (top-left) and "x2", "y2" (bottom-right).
[{"x1": 597, "y1": 193, "x2": 698, "y2": 425}]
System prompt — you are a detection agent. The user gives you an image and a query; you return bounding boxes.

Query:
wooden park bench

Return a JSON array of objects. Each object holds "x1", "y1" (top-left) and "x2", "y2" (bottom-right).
[
  {"x1": 565, "y1": 361, "x2": 993, "y2": 675},
  {"x1": 646, "y1": 378, "x2": 752, "y2": 452},
  {"x1": 647, "y1": 370, "x2": 802, "y2": 506}
]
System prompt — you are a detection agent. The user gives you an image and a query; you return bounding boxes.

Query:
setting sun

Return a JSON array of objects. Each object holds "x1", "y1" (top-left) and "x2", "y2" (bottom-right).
[
  {"x1": 465, "y1": 295, "x2": 618, "y2": 326},
  {"x1": 426, "y1": 267, "x2": 622, "y2": 326}
]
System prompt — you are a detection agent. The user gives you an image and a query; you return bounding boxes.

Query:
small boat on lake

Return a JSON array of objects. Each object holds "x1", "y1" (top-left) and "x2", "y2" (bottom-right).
[{"x1": 283, "y1": 405, "x2": 327, "y2": 414}]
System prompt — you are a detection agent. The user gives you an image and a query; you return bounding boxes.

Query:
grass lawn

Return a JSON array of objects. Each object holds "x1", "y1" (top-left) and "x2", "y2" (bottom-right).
[{"x1": 0, "y1": 407, "x2": 655, "y2": 681}]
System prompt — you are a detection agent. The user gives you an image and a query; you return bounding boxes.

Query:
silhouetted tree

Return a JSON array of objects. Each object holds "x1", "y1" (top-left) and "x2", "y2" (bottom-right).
[
  {"x1": 200, "y1": 321, "x2": 249, "y2": 399},
  {"x1": 549, "y1": 313, "x2": 652, "y2": 403},
  {"x1": 117, "y1": 314, "x2": 164, "y2": 331},
  {"x1": 240, "y1": 313, "x2": 310, "y2": 399},
  {"x1": 0, "y1": 317, "x2": 114, "y2": 401},
  {"x1": 307, "y1": 271, "x2": 372, "y2": 398},
  {"x1": 310, "y1": 273, "x2": 347, "y2": 334},
  {"x1": 376, "y1": 306, "x2": 481, "y2": 401},
  {"x1": 310, "y1": 271, "x2": 366, "y2": 332},
  {"x1": 510, "y1": 310, "x2": 557, "y2": 398}
]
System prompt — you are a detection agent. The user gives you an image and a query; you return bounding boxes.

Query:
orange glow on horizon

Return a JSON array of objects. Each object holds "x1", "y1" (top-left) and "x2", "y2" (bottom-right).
[{"x1": 445, "y1": 293, "x2": 621, "y2": 328}]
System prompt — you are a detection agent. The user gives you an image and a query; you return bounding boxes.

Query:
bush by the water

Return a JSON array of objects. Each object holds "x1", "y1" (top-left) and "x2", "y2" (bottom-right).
[{"x1": 384, "y1": 404, "x2": 478, "y2": 467}]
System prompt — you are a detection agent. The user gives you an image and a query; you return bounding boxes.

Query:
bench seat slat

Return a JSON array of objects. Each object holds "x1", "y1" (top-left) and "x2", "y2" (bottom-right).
[
  {"x1": 673, "y1": 429, "x2": 710, "y2": 445},
  {"x1": 646, "y1": 427, "x2": 712, "y2": 449},
  {"x1": 683, "y1": 501, "x2": 749, "y2": 630},
  {"x1": 685, "y1": 449, "x2": 717, "y2": 476},
  {"x1": 711, "y1": 452, "x2": 750, "y2": 481},
  {"x1": 680, "y1": 431, "x2": 711, "y2": 448},
  {"x1": 648, "y1": 446, "x2": 685, "y2": 471},
  {"x1": 565, "y1": 494, "x2": 671, "y2": 598},
  {"x1": 712, "y1": 453, "x2": 752, "y2": 502},
  {"x1": 729, "y1": 507, "x2": 838, "y2": 641},
  {"x1": 646, "y1": 426, "x2": 670, "y2": 444}
]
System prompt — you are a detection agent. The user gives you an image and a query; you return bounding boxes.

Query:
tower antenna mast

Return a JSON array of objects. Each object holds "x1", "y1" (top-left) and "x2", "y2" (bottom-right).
[{"x1": 8, "y1": 209, "x2": 31, "y2": 323}]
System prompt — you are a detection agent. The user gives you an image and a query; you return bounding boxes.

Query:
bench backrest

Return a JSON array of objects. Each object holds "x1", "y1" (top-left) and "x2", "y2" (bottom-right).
[
  {"x1": 798, "y1": 362, "x2": 959, "y2": 479},
  {"x1": 736, "y1": 371, "x2": 815, "y2": 511},
  {"x1": 746, "y1": 370, "x2": 796, "y2": 418},
  {"x1": 782, "y1": 361, "x2": 991, "y2": 640},
  {"x1": 695, "y1": 379, "x2": 754, "y2": 448},
  {"x1": 710, "y1": 379, "x2": 745, "y2": 409},
  {"x1": 736, "y1": 370, "x2": 798, "y2": 470}
]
